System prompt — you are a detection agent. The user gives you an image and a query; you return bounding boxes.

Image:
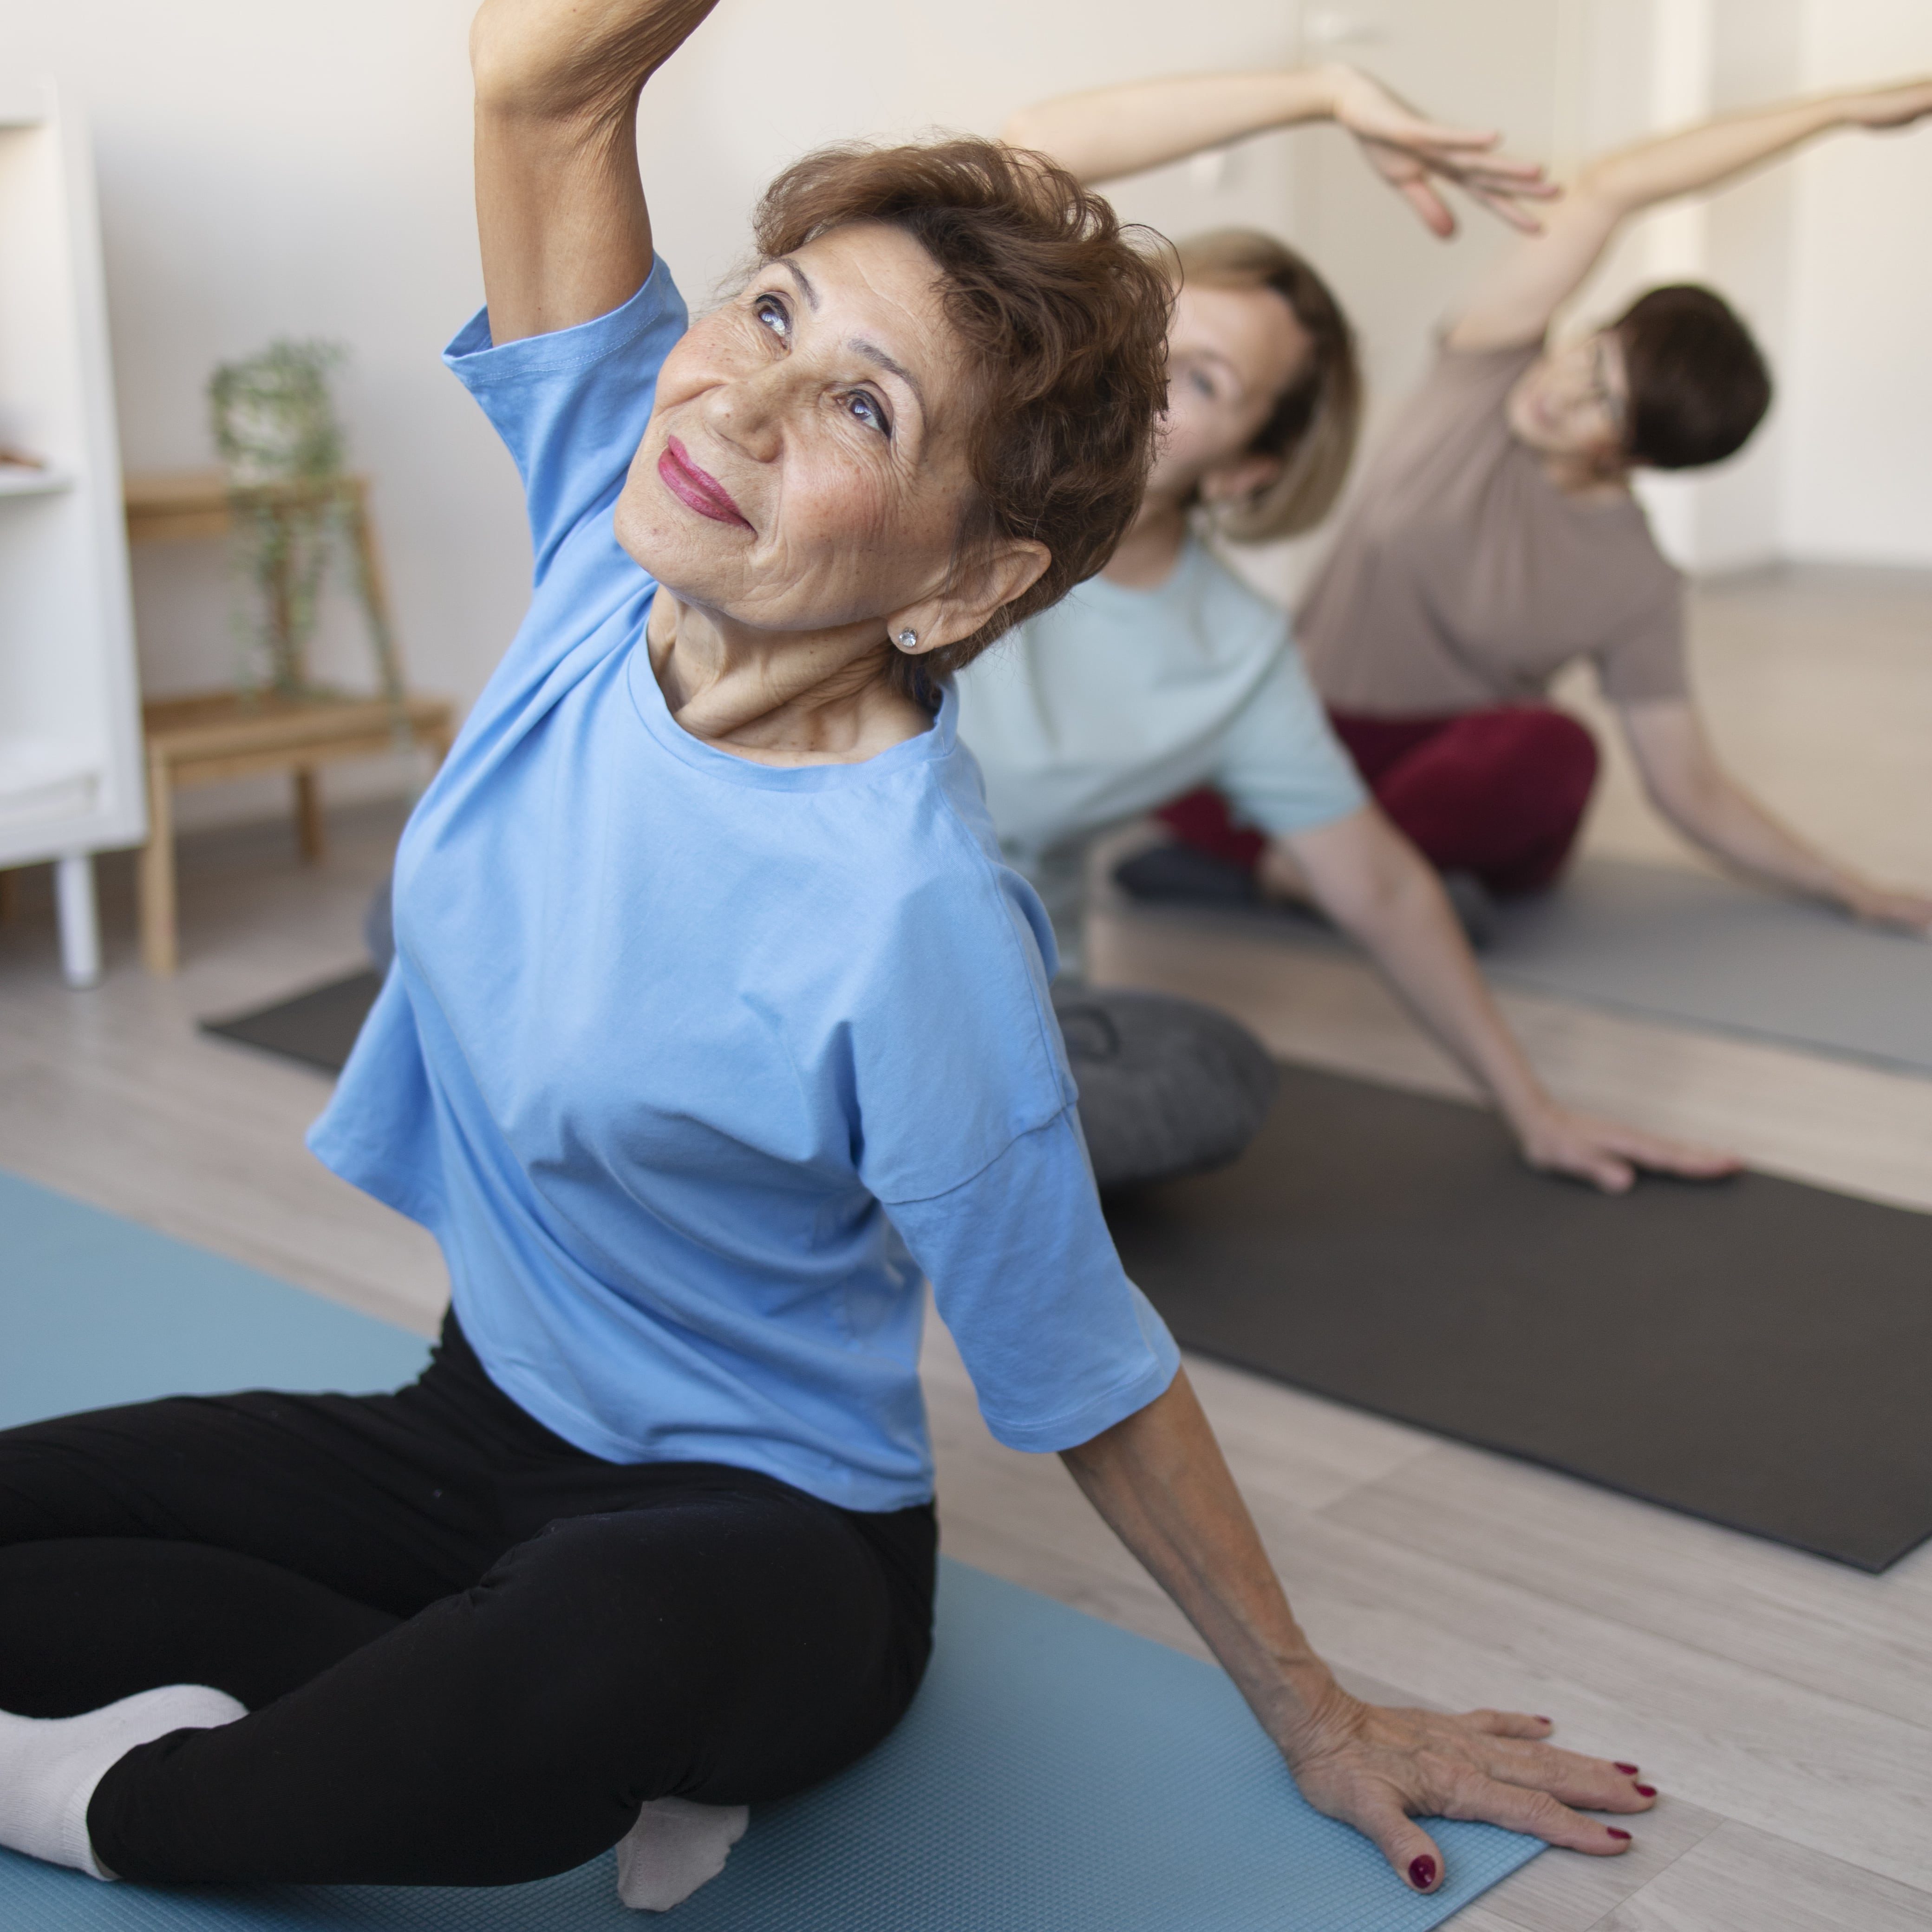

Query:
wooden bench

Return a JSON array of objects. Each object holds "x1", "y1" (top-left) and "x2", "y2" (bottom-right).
[{"x1": 124, "y1": 470, "x2": 455, "y2": 975}]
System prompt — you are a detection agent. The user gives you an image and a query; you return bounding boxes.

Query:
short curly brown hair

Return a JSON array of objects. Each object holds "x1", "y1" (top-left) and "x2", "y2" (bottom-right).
[{"x1": 751, "y1": 139, "x2": 1174, "y2": 693}]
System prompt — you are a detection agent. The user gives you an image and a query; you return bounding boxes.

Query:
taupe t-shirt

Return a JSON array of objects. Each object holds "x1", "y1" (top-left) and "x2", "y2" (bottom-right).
[{"x1": 1300, "y1": 340, "x2": 1687, "y2": 715}]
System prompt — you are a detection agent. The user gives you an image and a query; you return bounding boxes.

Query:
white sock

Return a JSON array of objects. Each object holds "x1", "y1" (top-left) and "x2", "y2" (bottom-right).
[
  {"x1": 615, "y1": 1796, "x2": 749, "y2": 1912},
  {"x1": 0, "y1": 1684, "x2": 246, "y2": 1880}
]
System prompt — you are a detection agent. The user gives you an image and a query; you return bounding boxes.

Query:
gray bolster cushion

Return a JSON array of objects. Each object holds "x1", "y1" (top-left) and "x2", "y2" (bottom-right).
[{"x1": 1052, "y1": 986, "x2": 1277, "y2": 1194}]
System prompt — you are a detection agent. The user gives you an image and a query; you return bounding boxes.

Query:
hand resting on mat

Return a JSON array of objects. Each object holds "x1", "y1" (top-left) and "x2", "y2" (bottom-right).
[
  {"x1": 1513, "y1": 1098, "x2": 1740, "y2": 1194},
  {"x1": 1061, "y1": 1370, "x2": 1656, "y2": 1893}
]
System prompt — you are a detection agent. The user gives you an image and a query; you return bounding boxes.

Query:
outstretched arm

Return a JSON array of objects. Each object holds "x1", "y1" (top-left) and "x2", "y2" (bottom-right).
[
  {"x1": 1451, "y1": 76, "x2": 1932, "y2": 352},
  {"x1": 1063, "y1": 1371, "x2": 1655, "y2": 1895},
  {"x1": 1003, "y1": 65, "x2": 1553, "y2": 236},
  {"x1": 1620, "y1": 699, "x2": 1932, "y2": 933},
  {"x1": 470, "y1": 0, "x2": 720, "y2": 346},
  {"x1": 1269, "y1": 807, "x2": 1738, "y2": 1188}
]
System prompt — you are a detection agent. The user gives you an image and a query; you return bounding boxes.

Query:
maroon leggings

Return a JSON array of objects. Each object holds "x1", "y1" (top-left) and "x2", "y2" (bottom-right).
[{"x1": 1158, "y1": 705, "x2": 1599, "y2": 897}]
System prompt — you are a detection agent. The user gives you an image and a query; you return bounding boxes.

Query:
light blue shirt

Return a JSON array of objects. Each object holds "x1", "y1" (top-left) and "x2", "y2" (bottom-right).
[
  {"x1": 956, "y1": 540, "x2": 1365, "y2": 970},
  {"x1": 308, "y1": 264, "x2": 1178, "y2": 1513}
]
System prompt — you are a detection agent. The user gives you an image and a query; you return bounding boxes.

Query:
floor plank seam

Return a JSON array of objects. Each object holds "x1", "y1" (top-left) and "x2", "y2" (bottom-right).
[{"x1": 1308, "y1": 1476, "x2": 1932, "y2": 1730}]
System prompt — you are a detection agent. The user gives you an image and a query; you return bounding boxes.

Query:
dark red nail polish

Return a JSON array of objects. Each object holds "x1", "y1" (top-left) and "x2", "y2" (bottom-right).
[
  {"x1": 1409, "y1": 1854, "x2": 1438, "y2": 1890},
  {"x1": 1607, "y1": 1828, "x2": 1632, "y2": 1842},
  {"x1": 1634, "y1": 1784, "x2": 1657, "y2": 1798},
  {"x1": 1613, "y1": 1762, "x2": 1639, "y2": 1774},
  {"x1": 1535, "y1": 1715, "x2": 1553, "y2": 1725}
]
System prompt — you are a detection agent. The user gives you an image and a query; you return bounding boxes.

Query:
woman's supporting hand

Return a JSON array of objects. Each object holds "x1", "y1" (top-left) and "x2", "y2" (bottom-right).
[
  {"x1": 1323, "y1": 66, "x2": 1557, "y2": 236},
  {"x1": 1511, "y1": 1098, "x2": 1740, "y2": 1194},
  {"x1": 1281, "y1": 1686, "x2": 1655, "y2": 1890},
  {"x1": 1836, "y1": 878, "x2": 1932, "y2": 934},
  {"x1": 1062, "y1": 1370, "x2": 1657, "y2": 1894}
]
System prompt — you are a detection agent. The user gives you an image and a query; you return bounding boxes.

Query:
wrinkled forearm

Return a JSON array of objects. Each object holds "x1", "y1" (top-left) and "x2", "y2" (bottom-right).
[{"x1": 1060, "y1": 1371, "x2": 1341, "y2": 1751}]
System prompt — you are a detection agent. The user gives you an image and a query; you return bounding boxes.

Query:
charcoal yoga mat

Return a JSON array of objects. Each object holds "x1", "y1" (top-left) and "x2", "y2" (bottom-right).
[
  {"x1": 1119, "y1": 855, "x2": 1932, "y2": 1078},
  {"x1": 0, "y1": 1170, "x2": 1540, "y2": 1929},
  {"x1": 1104, "y1": 1064, "x2": 1932, "y2": 1573},
  {"x1": 201, "y1": 968, "x2": 385, "y2": 1076}
]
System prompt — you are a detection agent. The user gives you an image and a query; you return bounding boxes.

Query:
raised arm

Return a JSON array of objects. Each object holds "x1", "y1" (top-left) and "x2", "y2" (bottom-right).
[
  {"x1": 1003, "y1": 65, "x2": 1553, "y2": 237},
  {"x1": 1451, "y1": 76, "x2": 1932, "y2": 351},
  {"x1": 469, "y1": 0, "x2": 719, "y2": 346}
]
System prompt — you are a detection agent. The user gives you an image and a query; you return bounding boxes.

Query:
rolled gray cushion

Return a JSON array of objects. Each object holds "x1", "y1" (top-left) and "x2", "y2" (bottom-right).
[{"x1": 1053, "y1": 986, "x2": 1277, "y2": 1194}]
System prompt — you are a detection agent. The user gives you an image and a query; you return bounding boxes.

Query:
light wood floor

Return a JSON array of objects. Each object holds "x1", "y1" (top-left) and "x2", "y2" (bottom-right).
[{"x1": 1, "y1": 565, "x2": 1927, "y2": 1931}]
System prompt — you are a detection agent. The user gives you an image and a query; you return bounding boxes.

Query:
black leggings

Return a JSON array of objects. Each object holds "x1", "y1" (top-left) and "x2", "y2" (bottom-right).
[{"x1": 0, "y1": 1313, "x2": 936, "y2": 1887}]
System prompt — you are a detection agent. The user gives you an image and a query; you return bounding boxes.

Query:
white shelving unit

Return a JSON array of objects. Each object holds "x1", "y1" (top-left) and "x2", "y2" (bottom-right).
[{"x1": 0, "y1": 85, "x2": 143, "y2": 987}]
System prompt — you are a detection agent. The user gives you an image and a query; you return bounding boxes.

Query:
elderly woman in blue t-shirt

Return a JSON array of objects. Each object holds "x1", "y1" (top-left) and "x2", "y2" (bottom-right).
[{"x1": 0, "y1": 0, "x2": 1651, "y2": 1907}]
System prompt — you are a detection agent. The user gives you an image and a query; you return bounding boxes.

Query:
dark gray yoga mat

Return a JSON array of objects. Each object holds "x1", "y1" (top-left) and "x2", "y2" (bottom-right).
[
  {"x1": 1483, "y1": 859, "x2": 1932, "y2": 1075},
  {"x1": 1104, "y1": 1063, "x2": 1932, "y2": 1573},
  {"x1": 1117, "y1": 855, "x2": 1932, "y2": 1077},
  {"x1": 202, "y1": 969, "x2": 383, "y2": 1074}
]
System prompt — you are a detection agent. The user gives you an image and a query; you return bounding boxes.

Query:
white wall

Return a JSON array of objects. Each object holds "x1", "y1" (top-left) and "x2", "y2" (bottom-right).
[
  {"x1": 7, "y1": 3, "x2": 509, "y2": 823},
  {"x1": 10, "y1": 0, "x2": 1928, "y2": 832},
  {"x1": 8, "y1": 0, "x2": 1322, "y2": 823},
  {"x1": 1780, "y1": 1, "x2": 1932, "y2": 564}
]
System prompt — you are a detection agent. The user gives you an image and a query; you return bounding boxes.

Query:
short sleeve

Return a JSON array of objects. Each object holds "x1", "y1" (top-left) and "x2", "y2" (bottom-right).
[
  {"x1": 444, "y1": 261, "x2": 690, "y2": 580},
  {"x1": 888, "y1": 1107, "x2": 1181, "y2": 1452},
  {"x1": 1215, "y1": 637, "x2": 1367, "y2": 836},
  {"x1": 1593, "y1": 581, "x2": 1690, "y2": 705}
]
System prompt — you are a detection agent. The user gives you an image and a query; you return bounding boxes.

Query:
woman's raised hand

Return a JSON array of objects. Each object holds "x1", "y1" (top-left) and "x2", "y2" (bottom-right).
[
  {"x1": 1841, "y1": 77, "x2": 1932, "y2": 131},
  {"x1": 1280, "y1": 1684, "x2": 1656, "y2": 1893},
  {"x1": 1325, "y1": 65, "x2": 1559, "y2": 237}
]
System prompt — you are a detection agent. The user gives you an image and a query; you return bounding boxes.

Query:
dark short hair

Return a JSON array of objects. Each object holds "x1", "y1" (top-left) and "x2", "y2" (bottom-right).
[
  {"x1": 1614, "y1": 284, "x2": 1772, "y2": 470},
  {"x1": 752, "y1": 139, "x2": 1174, "y2": 692}
]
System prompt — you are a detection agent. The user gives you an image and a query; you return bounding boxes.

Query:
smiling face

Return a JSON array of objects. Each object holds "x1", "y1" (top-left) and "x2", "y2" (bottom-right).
[
  {"x1": 1505, "y1": 330, "x2": 1631, "y2": 470},
  {"x1": 615, "y1": 222, "x2": 990, "y2": 645},
  {"x1": 1147, "y1": 281, "x2": 1314, "y2": 509}
]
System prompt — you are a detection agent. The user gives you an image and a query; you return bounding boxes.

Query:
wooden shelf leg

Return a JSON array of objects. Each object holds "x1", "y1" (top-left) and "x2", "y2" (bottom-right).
[
  {"x1": 139, "y1": 752, "x2": 178, "y2": 977},
  {"x1": 294, "y1": 766, "x2": 326, "y2": 862},
  {"x1": 54, "y1": 853, "x2": 102, "y2": 989}
]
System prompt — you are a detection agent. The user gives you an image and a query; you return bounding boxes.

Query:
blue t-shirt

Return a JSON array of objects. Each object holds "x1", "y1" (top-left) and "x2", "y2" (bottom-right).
[{"x1": 308, "y1": 263, "x2": 1178, "y2": 1513}]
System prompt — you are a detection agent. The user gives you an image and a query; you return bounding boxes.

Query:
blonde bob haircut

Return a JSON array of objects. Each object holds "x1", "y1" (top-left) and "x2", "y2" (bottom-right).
[{"x1": 1176, "y1": 229, "x2": 1362, "y2": 545}]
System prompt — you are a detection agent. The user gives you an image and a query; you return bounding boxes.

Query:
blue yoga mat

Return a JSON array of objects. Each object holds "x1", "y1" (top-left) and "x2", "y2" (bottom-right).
[
  {"x1": 0, "y1": 1173, "x2": 1540, "y2": 1927},
  {"x1": 0, "y1": 1173, "x2": 431, "y2": 1430}
]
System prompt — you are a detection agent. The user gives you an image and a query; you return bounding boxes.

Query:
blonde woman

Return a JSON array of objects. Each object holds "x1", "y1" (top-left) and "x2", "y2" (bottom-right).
[{"x1": 963, "y1": 65, "x2": 1732, "y2": 1194}]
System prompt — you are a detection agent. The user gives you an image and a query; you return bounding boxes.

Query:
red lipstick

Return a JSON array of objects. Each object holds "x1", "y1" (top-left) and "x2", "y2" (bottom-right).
[{"x1": 657, "y1": 437, "x2": 749, "y2": 528}]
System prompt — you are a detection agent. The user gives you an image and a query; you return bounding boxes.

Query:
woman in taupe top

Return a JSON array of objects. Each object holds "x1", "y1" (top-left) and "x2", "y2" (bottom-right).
[{"x1": 1192, "y1": 74, "x2": 1932, "y2": 928}]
